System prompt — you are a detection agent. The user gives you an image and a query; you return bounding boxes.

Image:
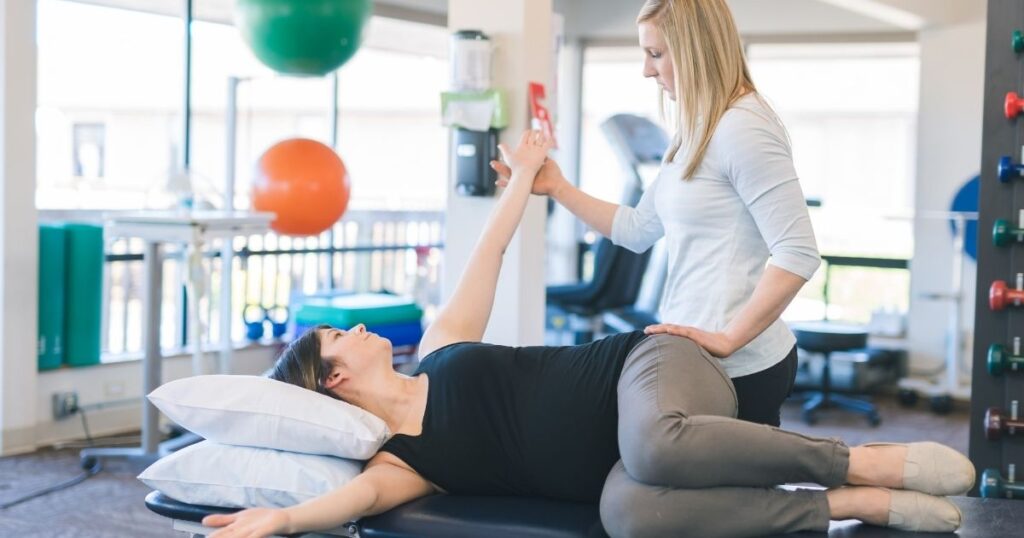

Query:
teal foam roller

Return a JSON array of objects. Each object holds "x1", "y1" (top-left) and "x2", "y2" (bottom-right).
[
  {"x1": 38, "y1": 224, "x2": 65, "y2": 370},
  {"x1": 63, "y1": 223, "x2": 104, "y2": 367},
  {"x1": 294, "y1": 293, "x2": 423, "y2": 328}
]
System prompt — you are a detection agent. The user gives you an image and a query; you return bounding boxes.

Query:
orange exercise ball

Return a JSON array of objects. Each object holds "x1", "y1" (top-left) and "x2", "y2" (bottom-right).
[{"x1": 251, "y1": 138, "x2": 351, "y2": 236}]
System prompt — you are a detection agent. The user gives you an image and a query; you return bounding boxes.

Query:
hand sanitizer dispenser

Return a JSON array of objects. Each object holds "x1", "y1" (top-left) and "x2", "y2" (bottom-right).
[
  {"x1": 453, "y1": 127, "x2": 499, "y2": 197},
  {"x1": 444, "y1": 30, "x2": 505, "y2": 197}
]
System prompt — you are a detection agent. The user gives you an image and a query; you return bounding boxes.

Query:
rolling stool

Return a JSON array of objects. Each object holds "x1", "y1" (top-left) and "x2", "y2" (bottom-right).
[{"x1": 792, "y1": 321, "x2": 881, "y2": 426}]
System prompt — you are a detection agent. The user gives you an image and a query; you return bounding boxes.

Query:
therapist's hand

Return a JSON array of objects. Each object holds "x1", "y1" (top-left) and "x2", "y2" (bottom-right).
[
  {"x1": 644, "y1": 324, "x2": 740, "y2": 358},
  {"x1": 203, "y1": 507, "x2": 290, "y2": 538},
  {"x1": 492, "y1": 155, "x2": 568, "y2": 196}
]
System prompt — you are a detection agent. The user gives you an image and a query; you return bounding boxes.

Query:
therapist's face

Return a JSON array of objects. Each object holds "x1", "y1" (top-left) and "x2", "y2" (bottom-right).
[
  {"x1": 318, "y1": 325, "x2": 392, "y2": 390},
  {"x1": 638, "y1": 21, "x2": 676, "y2": 101}
]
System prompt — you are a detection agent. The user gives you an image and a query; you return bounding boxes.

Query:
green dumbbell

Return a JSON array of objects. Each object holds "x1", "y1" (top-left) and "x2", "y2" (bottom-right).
[
  {"x1": 981, "y1": 468, "x2": 1024, "y2": 499},
  {"x1": 1015, "y1": 30, "x2": 1024, "y2": 54},
  {"x1": 993, "y1": 219, "x2": 1024, "y2": 247},
  {"x1": 988, "y1": 344, "x2": 1024, "y2": 376}
]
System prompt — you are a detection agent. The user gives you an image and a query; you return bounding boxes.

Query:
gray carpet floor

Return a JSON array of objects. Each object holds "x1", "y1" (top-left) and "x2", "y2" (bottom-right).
[{"x1": 0, "y1": 395, "x2": 970, "y2": 537}]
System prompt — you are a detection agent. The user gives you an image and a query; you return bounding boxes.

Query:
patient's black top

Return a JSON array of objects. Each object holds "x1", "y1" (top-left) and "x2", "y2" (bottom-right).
[{"x1": 380, "y1": 331, "x2": 646, "y2": 503}]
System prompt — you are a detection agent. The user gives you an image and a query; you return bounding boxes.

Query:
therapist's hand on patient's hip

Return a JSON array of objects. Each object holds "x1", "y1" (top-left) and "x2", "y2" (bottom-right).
[
  {"x1": 203, "y1": 507, "x2": 290, "y2": 538},
  {"x1": 491, "y1": 149, "x2": 567, "y2": 195},
  {"x1": 644, "y1": 324, "x2": 739, "y2": 359}
]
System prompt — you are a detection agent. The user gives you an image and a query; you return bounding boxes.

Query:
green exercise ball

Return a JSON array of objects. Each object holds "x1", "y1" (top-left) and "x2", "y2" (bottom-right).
[{"x1": 235, "y1": 0, "x2": 372, "y2": 76}]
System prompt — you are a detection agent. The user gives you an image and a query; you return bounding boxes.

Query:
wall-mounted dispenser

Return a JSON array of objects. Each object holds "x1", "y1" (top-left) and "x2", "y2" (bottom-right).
[{"x1": 442, "y1": 30, "x2": 507, "y2": 197}]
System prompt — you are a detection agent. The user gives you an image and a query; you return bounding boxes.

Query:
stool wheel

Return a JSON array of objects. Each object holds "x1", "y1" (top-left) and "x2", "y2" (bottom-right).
[
  {"x1": 898, "y1": 389, "x2": 919, "y2": 408},
  {"x1": 80, "y1": 455, "x2": 98, "y2": 471},
  {"x1": 868, "y1": 412, "x2": 882, "y2": 427},
  {"x1": 929, "y1": 395, "x2": 953, "y2": 415},
  {"x1": 801, "y1": 409, "x2": 817, "y2": 425}
]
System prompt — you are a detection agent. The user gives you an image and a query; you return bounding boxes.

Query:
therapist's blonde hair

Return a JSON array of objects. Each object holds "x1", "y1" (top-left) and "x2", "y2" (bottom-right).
[{"x1": 637, "y1": 0, "x2": 756, "y2": 179}]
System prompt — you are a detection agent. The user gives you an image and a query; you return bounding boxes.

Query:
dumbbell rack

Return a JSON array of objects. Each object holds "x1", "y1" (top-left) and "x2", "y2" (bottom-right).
[{"x1": 970, "y1": 0, "x2": 1024, "y2": 499}]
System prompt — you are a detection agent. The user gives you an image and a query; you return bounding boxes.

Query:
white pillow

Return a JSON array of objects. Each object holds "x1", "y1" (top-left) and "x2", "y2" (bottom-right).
[
  {"x1": 148, "y1": 375, "x2": 389, "y2": 460},
  {"x1": 138, "y1": 440, "x2": 363, "y2": 509}
]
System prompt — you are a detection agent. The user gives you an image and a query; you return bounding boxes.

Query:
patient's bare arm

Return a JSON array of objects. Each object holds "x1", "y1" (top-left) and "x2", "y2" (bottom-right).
[
  {"x1": 418, "y1": 130, "x2": 554, "y2": 357},
  {"x1": 203, "y1": 455, "x2": 434, "y2": 537}
]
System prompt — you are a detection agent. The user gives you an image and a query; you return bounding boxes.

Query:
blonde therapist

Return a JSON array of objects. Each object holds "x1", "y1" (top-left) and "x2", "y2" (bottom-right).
[{"x1": 493, "y1": 0, "x2": 819, "y2": 426}]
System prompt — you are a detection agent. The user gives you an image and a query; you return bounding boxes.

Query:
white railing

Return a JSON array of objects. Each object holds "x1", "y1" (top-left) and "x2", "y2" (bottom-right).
[{"x1": 39, "y1": 209, "x2": 445, "y2": 358}]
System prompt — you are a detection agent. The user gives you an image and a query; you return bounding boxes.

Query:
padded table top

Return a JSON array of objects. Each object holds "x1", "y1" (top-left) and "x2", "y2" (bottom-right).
[
  {"x1": 359, "y1": 495, "x2": 606, "y2": 538},
  {"x1": 146, "y1": 492, "x2": 1022, "y2": 538}
]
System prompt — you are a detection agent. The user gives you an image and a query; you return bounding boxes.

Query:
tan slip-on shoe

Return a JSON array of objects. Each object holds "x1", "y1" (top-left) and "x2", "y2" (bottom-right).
[
  {"x1": 885, "y1": 489, "x2": 962, "y2": 532},
  {"x1": 864, "y1": 441, "x2": 976, "y2": 496}
]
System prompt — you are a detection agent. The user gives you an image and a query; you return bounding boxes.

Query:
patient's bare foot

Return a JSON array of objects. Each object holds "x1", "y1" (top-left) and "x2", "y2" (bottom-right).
[{"x1": 847, "y1": 445, "x2": 907, "y2": 488}]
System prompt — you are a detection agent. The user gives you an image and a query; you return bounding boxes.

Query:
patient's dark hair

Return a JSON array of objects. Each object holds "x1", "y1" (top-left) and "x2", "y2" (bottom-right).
[{"x1": 267, "y1": 324, "x2": 342, "y2": 400}]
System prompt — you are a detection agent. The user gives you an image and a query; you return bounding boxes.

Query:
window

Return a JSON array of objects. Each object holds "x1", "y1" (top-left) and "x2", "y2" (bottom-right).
[
  {"x1": 38, "y1": 1, "x2": 450, "y2": 212},
  {"x1": 748, "y1": 43, "x2": 920, "y2": 323},
  {"x1": 579, "y1": 47, "x2": 664, "y2": 205},
  {"x1": 37, "y1": 0, "x2": 183, "y2": 209},
  {"x1": 189, "y1": 14, "x2": 450, "y2": 213},
  {"x1": 579, "y1": 42, "x2": 920, "y2": 324},
  {"x1": 72, "y1": 123, "x2": 106, "y2": 179},
  {"x1": 37, "y1": 2, "x2": 450, "y2": 356}
]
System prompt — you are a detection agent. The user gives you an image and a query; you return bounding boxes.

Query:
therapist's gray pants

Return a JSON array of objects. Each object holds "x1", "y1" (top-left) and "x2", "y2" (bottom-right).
[{"x1": 600, "y1": 335, "x2": 850, "y2": 538}]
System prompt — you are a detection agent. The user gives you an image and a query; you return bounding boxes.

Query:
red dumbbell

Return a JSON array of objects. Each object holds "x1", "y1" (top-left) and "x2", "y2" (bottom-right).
[
  {"x1": 985, "y1": 406, "x2": 1023, "y2": 440},
  {"x1": 990, "y1": 280, "x2": 1024, "y2": 311},
  {"x1": 1007, "y1": 92, "x2": 1024, "y2": 119}
]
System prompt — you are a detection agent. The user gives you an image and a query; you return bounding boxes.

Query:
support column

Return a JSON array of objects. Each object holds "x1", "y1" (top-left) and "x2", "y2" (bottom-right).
[
  {"x1": 0, "y1": 0, "x2": 39, "y2": 455},
  {"x1": 548, "y1": 37, "x2": 584, "y2": 285},
  {"x1": 443, "y1": 0, "x2": 554, "y2": 346}
]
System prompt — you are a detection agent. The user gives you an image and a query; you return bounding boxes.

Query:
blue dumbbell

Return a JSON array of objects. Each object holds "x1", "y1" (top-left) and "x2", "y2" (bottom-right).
[
  {"x1": 998, "y1": 156, "x2": 1024, "y2": 183},
  {"x1": 243, "y1": 304, "x2": 290, "y2": 341},
  {"x1": 981, "y1": 468, "x2": 1024, "y2": 499}
]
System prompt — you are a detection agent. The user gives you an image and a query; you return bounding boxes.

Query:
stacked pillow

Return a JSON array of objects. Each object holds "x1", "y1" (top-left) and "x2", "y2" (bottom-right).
[
  {"x1": 139, "y1": 441, "x2": 364, "y2": 508},
  {"x1": 138, "y1": 375, "x2": 390, "y2": 509}
]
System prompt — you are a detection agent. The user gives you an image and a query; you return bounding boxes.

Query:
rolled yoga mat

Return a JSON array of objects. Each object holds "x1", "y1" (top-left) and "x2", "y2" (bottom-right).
[
  {"x1": 63, "y1": 223, "x2": 104, "y2": 367},
  {"x1": 38, "y1": 224, "x2": 65, "y2": 371}
]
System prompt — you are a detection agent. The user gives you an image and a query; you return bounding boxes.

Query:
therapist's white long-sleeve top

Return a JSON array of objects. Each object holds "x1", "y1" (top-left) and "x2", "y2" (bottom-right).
[{"x1": 611, "y1": 94, "x2": 821, "y2": 378}]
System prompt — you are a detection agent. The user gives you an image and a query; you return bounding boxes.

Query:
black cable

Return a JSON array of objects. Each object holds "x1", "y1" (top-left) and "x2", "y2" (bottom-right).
[
  {"x1": 0, "y1": 409, "x2": 102, "y2": 510},
  {"x1": 0, "y1": 456, "x2": 101, "y2": 510},
  {"x1": 78, "y1": 408, "x2": 95, "y2": 447}
]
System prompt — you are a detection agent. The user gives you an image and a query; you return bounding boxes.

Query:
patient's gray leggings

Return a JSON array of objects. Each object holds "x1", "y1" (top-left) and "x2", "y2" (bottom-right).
[{"x1": 601, "y1": 335, "x2": 850, "y2": 538}]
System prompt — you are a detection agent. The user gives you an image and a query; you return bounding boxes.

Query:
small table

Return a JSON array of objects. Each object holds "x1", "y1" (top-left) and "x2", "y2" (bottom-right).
[{"x1": 81, "y1": 211, "x2": 273, "y2": 467}]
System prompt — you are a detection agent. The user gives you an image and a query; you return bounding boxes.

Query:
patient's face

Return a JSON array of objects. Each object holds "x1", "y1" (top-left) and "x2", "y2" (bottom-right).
[{"x1": 318, "y1": 325, "x2": 391, "y2": 378}]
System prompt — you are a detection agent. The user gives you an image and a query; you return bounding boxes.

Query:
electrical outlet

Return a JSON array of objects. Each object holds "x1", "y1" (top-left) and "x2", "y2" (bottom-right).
[
  {"x1": 52, "y1": 391, "x2": 79, "y2": 420},
  {"x1": 104, "y1": 380, "x2": 125, "y2": 397}
]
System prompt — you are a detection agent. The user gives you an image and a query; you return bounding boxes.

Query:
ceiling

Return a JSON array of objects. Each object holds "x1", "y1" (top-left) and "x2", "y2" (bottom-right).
[
  {"x1": 69, "y1": 0, "x2": 986, "y2": 41},
  {"x1": 558, "y1": 0, "x2": 986, "y2": 41}
]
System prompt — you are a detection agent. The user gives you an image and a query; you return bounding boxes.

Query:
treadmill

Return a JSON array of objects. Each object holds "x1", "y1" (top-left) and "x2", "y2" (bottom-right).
[{"x1": 597, "y1": 113, "x2": 669, "y2": 334}]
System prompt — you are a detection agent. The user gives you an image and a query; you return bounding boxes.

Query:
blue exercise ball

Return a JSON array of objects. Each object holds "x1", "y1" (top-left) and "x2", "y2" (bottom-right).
[{"x1": 949, "y1": 175, "x2": 979, "y2": 261}]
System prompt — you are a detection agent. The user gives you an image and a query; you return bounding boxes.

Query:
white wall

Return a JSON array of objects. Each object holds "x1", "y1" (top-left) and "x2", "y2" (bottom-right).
[
  {"x1": 906, "y1": 20, "x2": 986, "y2": 374},
  {"x1": 35, "y1": 346, "x2": 277, "y2": 447},
  {"x1": 1, "y1": 0, "x2": 40, "y2": 456}
]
